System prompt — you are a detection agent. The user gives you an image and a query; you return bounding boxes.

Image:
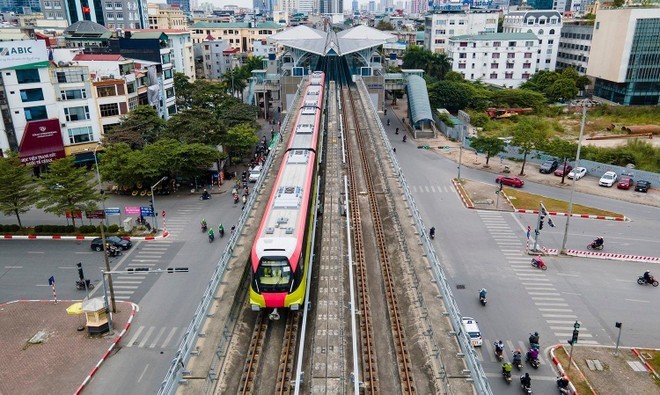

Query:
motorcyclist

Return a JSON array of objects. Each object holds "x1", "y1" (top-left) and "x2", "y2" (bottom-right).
[
  {"x1": 532, "y1": 255, "x2": 543, "y2": 267},
  {"x1": 521, "y1": 373, "x2": 531, "y2": 388},
  {"x1": 479, "y1": 288, "x2": 487, "y2": 300},
  {"x1": 387, "y1": 119, "x2": 390, "y2": 126},
  {"x1": 512, "y1": 349, "x2": 522, "y2": 364},
  {"x1": 208, "y1": 229, "x2": 214, "y2": 240},
  {"x1": 429, "y1": 227, "x2": 436, "y2": 239},
  {"x1": 527, "y1": 347, "x2": 539, "y2": 361},
  {"x1": 201, "y1": 219, "x2": 207, "y2": 230},
  {"x1": 219, "y1": 223, "x2": 224, "y2": 237},
  {"x1": 202, "y1": 189, "x2": 210, "y2": 199},
  {"x1": 494, "y1": 340, "x2": 504, "y2": 355},
  {"x1": 395, "y1": 127, "x2": 399, "y2": 134},
  {"x1": 529, "y1": 331, "x2": 540, "y2": 346},
  {"x1": 403, "y1": 135, "x2": 407, "y2": 142},
  {"x1": 643, "y1": 270, "x2": 653, "y2": 284},
  {"x1": 502, "y1": 362, "x2": 512, "y2": 375},
  {"x1": 593, "y1": 236, "x2": 604, "y2": 247},
  {"x1": 557, "y1": 374, "x2": 569, "y2": 388}
]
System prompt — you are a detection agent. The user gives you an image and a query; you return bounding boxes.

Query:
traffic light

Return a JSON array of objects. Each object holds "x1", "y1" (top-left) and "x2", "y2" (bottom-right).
[
  {"x1": 548, "y1": 217, "x2": 555, "y2": 228},
  {"x1": 574, "y1": 321, "x2": 580, "y2": 329},
  {"x1": 539, "y1": 220, "x2": 544, "y2": 230},
  {"x1": 615, "y1": 322, "x2": 622, "y2": 329},
  {"x1": 571, "y1": 329, "x2": 579, "y2": 344}
]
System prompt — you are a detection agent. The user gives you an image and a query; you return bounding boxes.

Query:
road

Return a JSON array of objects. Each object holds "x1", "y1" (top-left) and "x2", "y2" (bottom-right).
[{"x1": 383, "y1": 111, "x2": 659, "y2": 394}]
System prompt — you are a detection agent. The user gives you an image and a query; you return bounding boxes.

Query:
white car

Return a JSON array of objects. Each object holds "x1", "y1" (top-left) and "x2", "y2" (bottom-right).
[
  {"x1": 248, "y1": 166, "x2": 262, "y2": 183},
  {"x1": 567, "y1": 167, "x2": 587, "y2": 180},
  {"x1": 462, "y1": 317, "x2": 482, "y2": 347},
  {"x1": 599, "y1": 171, "x2": 618, "y2": 187}
]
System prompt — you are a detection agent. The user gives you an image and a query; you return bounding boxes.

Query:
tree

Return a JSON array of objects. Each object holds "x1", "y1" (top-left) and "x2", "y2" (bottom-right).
[
  {"x1": 0, "y1": 152, "x2": 38, "y2": 227},
  {"x1": 375, "y1": 20, "x2": 395, "y2": 31},
  {"x1": 543, "y1": 138, "x2": 578, "y2": 183},
  {"x1": 36, "y1": 156, "x2": 102, "y2": 229},
  {"x1": 174, "y1": 72, "x2": 194, "y2": 109},
  {"x1": 104, "y1": 105, "x2": 166, "y2": 149},
  {"x1": 98, "y1": 142, "x2": 137, "y2": 188},
  {"x1": 428, "y1": 80, "x2": 474, "y2": 113},
  {"x1": 402, "y1": 46, "x2": 452, "y2": 80},
  {"x1": 546, "y1": 78, "x2": 578, "y2": 102},
  {"x1": 510, "y1": 117, "x2": 550, "y2": 176},
  {"x1": 444, "y1": 71, "x2": 464, "y2": 81},
  {"x1": 489, "y1": 89, "x2": 546, "y2": 111},
  {"x1": 223, "y1": 123, "x2": 260, "y2": 163},
  {"x1": 164, "y1": 107, "x2": 224, "y2": 145},
  {"x1": 173, "y1": 143, "x2": 226, "y2": 181},
  {"x1": 470, "y1": 136, "x2": 507, "y2": 166}
]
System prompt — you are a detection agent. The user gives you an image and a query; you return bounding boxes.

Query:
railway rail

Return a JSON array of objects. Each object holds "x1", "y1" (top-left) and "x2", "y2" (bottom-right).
[{"x1": 341, "y1": 82, "x2": 417, "y2": 394}]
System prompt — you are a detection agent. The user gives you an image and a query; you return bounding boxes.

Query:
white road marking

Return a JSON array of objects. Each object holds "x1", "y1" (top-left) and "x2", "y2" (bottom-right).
[
  {"x1": 578, "y1": 340, "x2": 600, "y2": 345},
  {"x1": 35, "y1": 284, "x2": 50, "y2": 287},
  {"x1": 5, "y1": 266, "x2": 23, "y2": 269},
  {"x1": 57, "y1": 266, "x2": 76, "y2": 269},
  {"x1": 555, "y1": 333, "x2": 593, "y2": 338},
  {"x1": 161, "y1": 327, "x2": 178, "y2": 348},
  {"x1": 625, "y1": 299, "x2": 649, "y2": 303},
  {"x1": 128, "y1": 263, "x2": 157, "y2": 266},
  {"x1": 149, "y1": 327, "x2": 167, "y2": 348},
  {"x1": 556, "y1": 273, "x2": 579, "y2": 277},
  {"x1": 27, "y1": 251, "x2": 45, "y2": 254},
  {"x1": 535, "y1": 302, "x2": 569, "y2": 306},
  {"x1": 137, "y1": 364, "x2": 150, "y2": 382},
  {"x1": 562, "y1": 292, "x2": 582, "y2": 296},
  {"x1": 542, "y1": 314, "x2": 578, "y2": 318},
  {"x1": 113, "y1": 285, "x2": 139, "y2": 289},
  {"x1": 532, "y1": 297, "x2": 565, "y2": 301},
  {"x1": 546, "y1": 321, "x2": 579, "y2": 324},
  {"x1": 113, "y1": 280, "x2": 143, "y2": 284},
  {"x1": 116, "y1": 276, "x2": 146, "y2": 280},
  {"x1": 550, "y1": 326, "x2": 587, "y2": 331},
  {"x1": 126, "y1": 326, "x2": 145, "y2": 347},
  {"x1": 112, "y1": 290, "x2": 135, "y2": 294},
  {"x1": 538, "y1": 308, "x2": 574, "y2": 312},
  {"x1": 138, "y1": 327, "x2": 155, "y2": 348},
  {"x1": 528, "y1": 292, "x2": 561, "y2": 296}
]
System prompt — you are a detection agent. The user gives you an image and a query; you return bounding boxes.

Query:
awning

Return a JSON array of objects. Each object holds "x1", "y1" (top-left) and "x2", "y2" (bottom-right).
[{"x1": 74, "y1": 151, "x2": 97, "y2": 163}]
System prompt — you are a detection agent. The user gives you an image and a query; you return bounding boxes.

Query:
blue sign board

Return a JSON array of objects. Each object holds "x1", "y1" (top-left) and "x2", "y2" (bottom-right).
[
  {"x1": 105, "y1": 208, "x2": 121, "y2": 216},
  {"x1": 140, "y1": 206, "x2": 154, "y2": 217}
]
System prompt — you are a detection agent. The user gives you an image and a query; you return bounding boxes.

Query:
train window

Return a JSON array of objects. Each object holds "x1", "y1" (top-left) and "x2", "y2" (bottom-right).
[{"x1": 257, "y1": 260, "x2": 292, "y2": 291}]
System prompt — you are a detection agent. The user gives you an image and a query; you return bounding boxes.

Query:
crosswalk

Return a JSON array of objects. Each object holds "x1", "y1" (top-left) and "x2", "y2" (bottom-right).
[
  {"x1": 477, "y1": 211, "x2": 599, "y2": 346},
  {"x1": 475, "y1": 339, "x2": 549, "y2": 365},
  {"x1": 124, "y1": 325, "x2": 182, "y2": 349},
  {"x1": 410, "y1": 185, "x2": 454, "y2": 194},
  {"x1": 113, "y1": 240, "x2": 174, "y2": 300}
]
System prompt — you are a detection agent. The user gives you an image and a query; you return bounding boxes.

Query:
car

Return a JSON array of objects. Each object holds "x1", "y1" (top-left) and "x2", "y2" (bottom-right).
[
  {"x1": 248, "y1": 166, "x2": 262, "y2": 183},
  {"x1": 617, "y1": 176, "x2": 633, "y2": 190},
  {"x1": 496, "y1": 175, "x2": 524, "y2": 187},
  {"x1": 462, "y1": 317, "x2": 483, "y2": 347},
  {"x1": 598, "y1": 171, "x2": 618, "y2": 187},
  {"x1": 539, "y1": 159, "x2": 559, "y2": 174},
  {"x1": 634, "y1": 180, "x2": 651, "y2": 193},
  {"x1": 91, "y1": 236, "x2": 132, "y2": 252},
  {"x1": 554, "y1": 162, "x2": 573, "y2": 177},
  {"x1": 568, "y1": 167, "x2": 587, "y2": 180}
]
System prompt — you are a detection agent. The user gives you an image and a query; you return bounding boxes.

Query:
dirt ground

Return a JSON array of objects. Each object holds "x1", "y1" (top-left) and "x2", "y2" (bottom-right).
[{"x1": 565, "y1": 346, "x2": 659, "y2": 395}]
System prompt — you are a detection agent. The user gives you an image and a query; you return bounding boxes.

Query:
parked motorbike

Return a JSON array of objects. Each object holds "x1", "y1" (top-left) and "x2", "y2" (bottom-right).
[
  {"x1": 637, "y1": 276, "x2": 659, "y2": 287},
  {"x1": 531, "y1": 257, "x2": 547, "y2": 271},
  {"x1": 75, "y1": 279, "x2": 94, "y2": 290}
]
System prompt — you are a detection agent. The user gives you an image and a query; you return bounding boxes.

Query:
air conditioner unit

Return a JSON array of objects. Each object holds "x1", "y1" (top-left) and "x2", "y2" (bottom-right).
[
  {"x1": 56, "y1": 97, "x2": 62, "y2": 101},
  {"x1": 61, "y1": 123, "x2": 66, "y2": 127}
]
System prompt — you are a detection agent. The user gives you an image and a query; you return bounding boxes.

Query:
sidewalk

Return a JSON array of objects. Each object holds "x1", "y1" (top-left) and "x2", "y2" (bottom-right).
[{"x1": 0, "y1": 300, "x2": 134, "y2": 395}]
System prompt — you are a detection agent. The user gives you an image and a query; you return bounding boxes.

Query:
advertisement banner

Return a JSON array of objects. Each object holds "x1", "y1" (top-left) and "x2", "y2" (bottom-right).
[
  {"x1": 0, "y1": 40, "x2": 48, "y2": 70},
  {"x1": 124, "y1": 206, "x2": 141, "y2": 215},
  {"x1": 65, "y1": 210, "x2": 82, "y2": 219},
  {"x1": 19, "y1": 119, "x2": 66, "y2": 167},
  {"x1": 105, "y1": 208, "x2": 121, "y2": 216},
  {"x1": 85, "y1": 210, "x2": 106, "y2": 219},
  {"x1": 140, "y1": 206, "x2": 154, "y2": 217}
]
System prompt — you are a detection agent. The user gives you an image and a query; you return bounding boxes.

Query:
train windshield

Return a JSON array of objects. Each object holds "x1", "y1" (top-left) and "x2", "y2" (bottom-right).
[{"x1": 256, "y1": 257, "x2": 292, "y2": 292}]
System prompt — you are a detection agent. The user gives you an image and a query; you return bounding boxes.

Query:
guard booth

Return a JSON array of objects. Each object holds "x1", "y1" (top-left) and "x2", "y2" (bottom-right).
[{"x1": 83, "y1": 297, "x2": 109, "y2": 334}]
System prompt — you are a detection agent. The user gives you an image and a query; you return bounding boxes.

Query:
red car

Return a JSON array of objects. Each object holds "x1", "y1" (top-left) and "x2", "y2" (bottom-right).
[
  {"x1": 554, "y1": 163, "x2": 573, "y2": 177},
  {"x1": 617, "y1": 176, "x2": 633, "y2": 190},
  {"x1": 496, "y1": 175, "x2": 524, "y2": 187}
]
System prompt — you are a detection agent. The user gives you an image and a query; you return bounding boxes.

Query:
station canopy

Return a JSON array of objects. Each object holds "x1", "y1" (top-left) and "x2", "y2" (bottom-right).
[
  {"x1": 406, "y1": 75, "x2": 434, "y2": 124},
  {"x1": 268, "y1": 25, "x2": 396, "y2": 57}
]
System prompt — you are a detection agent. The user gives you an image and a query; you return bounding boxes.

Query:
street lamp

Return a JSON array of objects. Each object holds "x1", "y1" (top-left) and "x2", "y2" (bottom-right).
[
  {"x1": 150, "y1": 176, "x2": 168, "y2": 233},
  {"x1": 92, "y1": 142, "x2": 109, "y2": 226}
]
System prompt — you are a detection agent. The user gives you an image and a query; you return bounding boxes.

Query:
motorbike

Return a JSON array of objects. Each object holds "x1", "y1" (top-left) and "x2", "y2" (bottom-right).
[
  {"x1": 75, "y1": 279, "x2": 94, "y2": 290},
  {"x1": 529, "y1": 333, "x2": 540, "y2": 350},
  {"x1": 233, "y1": 194, "x2": 239, "y2": 204},
  {"x1": 637, "y1": 276, "x2": 659, "y2": 287},
  {"x1": 557, "y1": 377, "x2": 570, "y2": 394},
  {"x1": 208, "y1": 233, "x2": 215, "y2": 243},
  {"x1": 531, "y1": 257, "x2": 547, "y2": 271},
  {"x1": 201, "y1": 223, "x2": 207, "y2": 232},
  {"x1": 106, "y1": 246, "x2": 122, "y2": 257},
  {"x1": 387, "y1": 119, "x2": 390, "y2": 126},
  {"x1": 521, "y1": 381, "x2": 533, "y2": 395},
  {"x1": 479, "y1": 295, "x2": 487, "y2": 306},
  {"x1": 402, "y1": 135, "x2": 407, "y2": 142},
  {"x1": 200, "y1": 192, "x2": 211, "y2": 200},
  {"x1": 502, "y1": 370, "x2": 512, "y2": 384},
  {"x1": 219, "y1": 228, "x2": 225, "y2": 238},
  {"x1": 395, "y1": 128, "x2": 399, "y2": 135},
  {"x1": 513, "y1": 355, "x2": 523, "y2": 370},
  {"x1": 526, "y1": 353, "x2": 540, "y2": 369},
  {"x1": 587, "y1": 240, "x2": 604, "y2": 250},
  {"x1": 494, "y1": 344, "x2": 504, "y2": 361}
]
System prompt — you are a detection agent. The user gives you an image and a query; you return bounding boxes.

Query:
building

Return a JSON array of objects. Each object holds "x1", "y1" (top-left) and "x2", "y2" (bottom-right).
[
  {"x1": 0, "y1": 0, "x2": 40, "y2": 13},
  {"x1": 320, "y1": 0, "x2": 343, "y2": 14},
  {"x1": 503, "y1": 10, "x2": 562, "y2": 71},
  {"x1": 556, "y1": 19, "x2": 593, "y2": 74},
  {"x1": 190, "y1": 22, "x2": 285, "y2": 51},
  {"x1": 447, "y1": 32, "x2": 540, "y2": 88},
  {"x1": 586, "y1": 8, "x2": 660, "y2": 105},
  {"x1": 424, "y1": 11, "x2": 499, "y2": 54},
  {"x1": 166, "y1": 0, "x2": 190, "y2": 13},
  {"x1": 527, "y1": 0, "x2": 553, "y2": 9},
  {"x1": 147, "y1": 3, "x2": 187, "y2": 30},
  {"x1": 198, "y1": 37, "x2": 230, "y2": 80},
  {"x1": 41, "y1": 0, "x2": 149, "y2": 29}
]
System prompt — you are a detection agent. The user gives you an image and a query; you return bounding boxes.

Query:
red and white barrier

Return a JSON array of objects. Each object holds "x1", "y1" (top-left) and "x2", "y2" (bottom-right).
[
  {"x1": 515, "y1": 209, "x2": 627, "y2": 222},
  {"x1": 566, "y1": 249, "x2": 659, "y2": 264},
  {"x1": 1, "y1": 232, "x2": 169, "y2": 241}
]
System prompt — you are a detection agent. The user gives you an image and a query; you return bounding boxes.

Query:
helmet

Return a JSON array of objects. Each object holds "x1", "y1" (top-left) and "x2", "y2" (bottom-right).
[{"x1": 534, "y1": 332, "x2": 539, "y2": 336}]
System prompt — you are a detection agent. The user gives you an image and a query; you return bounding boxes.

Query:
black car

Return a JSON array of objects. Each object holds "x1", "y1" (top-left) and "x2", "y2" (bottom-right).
[
  {"x1": 634, "y1": 180, "x2": 651, "y2": 193},
  {"x1": 91, "y1": 236, "x2": 132, "y2": 251},
  {"x1": 539, "y1": 160, "x2": 559, "y2": 174}
]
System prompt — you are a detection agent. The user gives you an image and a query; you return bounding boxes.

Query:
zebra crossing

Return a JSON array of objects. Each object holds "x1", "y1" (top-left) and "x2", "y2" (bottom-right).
[
  {"x1": 475, "y1": 339, "x2": 549, "y2": 365},
  {"x1": 161, "y1": 203, "x2": 204, "y2": 238},
  {"x1": 410, "y1": 185, "x2": 455, "y2": 194},
  {"x1": 113, "y1": 240, "x2": 173, "y2": 300},
  {"x1": 124, "y1": 325, "x2": 182, "y2": 350},
  {"x1": 477, "y1": 210, "x2": 599, "y2": 346}
]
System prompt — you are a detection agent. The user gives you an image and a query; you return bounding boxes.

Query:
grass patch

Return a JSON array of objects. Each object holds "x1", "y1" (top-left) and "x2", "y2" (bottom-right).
[
  {"x1": 639, "y1": 349, "x2": 660, "y2": 387},
  {"x1": 554, "y1": 346, "x2": 593, "y2": 395},
  {"x1": 503, "y1": 188, "x2": 623, "y2": 217}
]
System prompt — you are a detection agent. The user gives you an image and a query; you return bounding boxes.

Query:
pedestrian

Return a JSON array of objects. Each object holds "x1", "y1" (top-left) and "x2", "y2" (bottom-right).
[
  {"x1": 277, "y1": 106, "x2": 281, "y2": 113},
  {"x1": 384, "y1": 108, "x2": 387, "y2": 116},
  {"x1": 393, "y1": 147, "x2": 396, "y2": 153},
  {"x1": 231, "y1": 225, "x2": 236, "y2": 234}
]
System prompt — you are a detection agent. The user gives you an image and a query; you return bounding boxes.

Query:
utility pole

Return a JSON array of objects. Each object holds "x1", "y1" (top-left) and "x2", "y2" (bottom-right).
[
  {"x1": 99, "y1": 222, "x2": 116, "y2": 313},
  {"x1": 614, "y1": 322, "x2": 622, "y2": 356}
]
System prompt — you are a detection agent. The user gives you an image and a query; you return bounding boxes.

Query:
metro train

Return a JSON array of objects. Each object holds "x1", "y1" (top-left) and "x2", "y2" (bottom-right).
[{"x1": 250, "y1": 71, "x2": 325, "y2": 320}]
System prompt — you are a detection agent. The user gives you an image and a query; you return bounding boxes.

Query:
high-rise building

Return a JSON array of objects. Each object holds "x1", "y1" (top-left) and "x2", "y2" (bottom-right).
[
  {"x1": 166, "y1": 0, "x2": 190, "y2": 13},
  {"x1": 425, "y1": 11, "x2": 499, "y2": 54},
  {"x1": 0, "y1": 0, "x2": 40, "y2": 13},
  {"x1": 526, "y1": 0, "x2": 553, "y2": 9},
  {"x1": 44, "y1": 0, "x2": 149, "y2": 29},
  {"x1": 556, "y1": 20, "x2": 593, "y2": 74},
  {"x1": 504, "y1": 10, "x2": 562, "y2": 71},
  {"x1": 587, "y1": 8, "x2": 660, "y2": 105},
  {"x1": 148, "y1": 3, "x2": 187, "y2": 30}
]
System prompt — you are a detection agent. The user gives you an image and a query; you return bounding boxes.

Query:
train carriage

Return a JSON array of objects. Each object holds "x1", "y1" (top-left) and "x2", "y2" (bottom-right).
[{"x1": 250, "y1": 72, "x2": 325, "y2": 318}]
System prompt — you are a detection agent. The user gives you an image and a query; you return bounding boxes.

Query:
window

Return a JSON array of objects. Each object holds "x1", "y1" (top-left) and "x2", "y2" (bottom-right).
[
  {"x1": 105, "y1": 2, "x2": 112, "y2": 9},
  {"x1": 167, "y1": 105, "x2": 176, "y2": 116},
  {"x1": 16, "y1": 69, "x2": 40, "y2": 84},
  {"x1": 97, "y1": 85, "x2": 117, "y2": 97},
  {"x1": 525, "y1": 41, "x2": 534, "y2": 47},
  {"x1": 61, "y1": 89, "x2": 86, "y2": 100},
  {"x1": 506, "y1": 63, "x2": 514, "y2": 69},
  {"x1": 163, "y1": 69, "x2": 173, "y2": 79},
  {"x1": 128, "y1": 96, "x2": 139, "y2": 110},
  {"x1": 459, "y1": 53, "x2": 467, "y2": 58},
  {"x1": 449, "y1": 20, "x2": 455, "y2": 25},
  {"x1": 165, "y1": 87, "x2": 175, "y2": 98},
  {"x1": 523, "y1": 63, "x2": 531, "y2": 69},
  {"x1": 490, "y1": 72, "x2": 498, "y2": 79},
  {"x1": 508, "y1": 41, "x2": 516, "y2": 47},
  {"x1": 493, "y1": 41, "x2": 501, "y2": 47},
  {"x1": 459, "y1": 20, "x2": 465, "y2": 25},
  {"x1": 549, "y1": 29, "x2": 555, "y2": 35},
  {"x1": 492, "y1": 53, "x2": 500, "y2": 59},
  {"x1": 116, "y1": 13, "x2": 123, "y2": 20},
  {"x1": 64, "y1": 106, "x2": 90, "y2": 122},
  {"x1": 24, "y1": 105, "x2": 48, "y2": 121},
  {"x1": 44, "y1": 0, "x2": 51, "y2": 5},
  {"x1": 115, "y1": 2, "x2": 122, "y2": 7},
  {"x1": 507, "y1": 53, "x2": 515, "y2": 59},
  {"x1": 106, "y1": 13, "x2": 114, "y2": 19},
  {"x1": 20, "y1": 88, "x2": 44, "y2": 102},
  {"x1": 548, "y1": 39, "x2": 554, "y2": 44},
  {"x1": 439, "y1": 29, "x2": 446, "y2": 35},
  {"x1": 505, "y1": 72, "x2": 513, "y2": 79},
  {"x1": 99, "y1": 103, "x2": 120, "y2": 117},
  {"x1": 68, "y1": 126, "x2": 93, "y2": 144},
  {"x1": 126, "y1": 82, "x2": 136, "y2": 94},
  {"x1": 103, "y1": 123, "x2": 120, "y2": 134},
  {"x1": 458, "y1": 63, "x2": 466, "y2": 69},
  {"x1": 162, "y1": 54, "x2": 171, "y2": 64},
  {"x1": 491, "y1": 63, "x2": 499, "y2": 69},
  {"x1": 448, "y1": 29, "x2": 454, "y2": 35},
  {"x1": 522, "y1": 72, "x2": 530, "y2": 80}
]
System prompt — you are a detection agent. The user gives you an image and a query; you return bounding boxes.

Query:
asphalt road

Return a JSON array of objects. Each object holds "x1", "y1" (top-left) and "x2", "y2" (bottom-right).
[{"x1": 384, "y1": 114, "x2": 659, "y2": 394}]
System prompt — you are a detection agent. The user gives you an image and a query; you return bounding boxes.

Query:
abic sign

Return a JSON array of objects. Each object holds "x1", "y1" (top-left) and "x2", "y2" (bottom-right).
[{"x1": 0, "y1": 40, "x2": 48, "y2": 69}]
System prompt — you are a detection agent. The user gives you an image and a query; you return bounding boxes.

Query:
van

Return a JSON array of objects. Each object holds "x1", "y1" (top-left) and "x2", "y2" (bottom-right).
[
  {"x1": 462, "y1": 317, "x2": 483, "y2": 347},
  {"x1": 249, "y1": 166, "x2": 262, "y2": 183}
]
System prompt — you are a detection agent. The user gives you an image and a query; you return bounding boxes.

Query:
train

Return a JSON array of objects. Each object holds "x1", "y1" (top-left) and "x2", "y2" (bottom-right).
[{"x1": 250, "y1": 71, "x2": 325, "y2": 320}]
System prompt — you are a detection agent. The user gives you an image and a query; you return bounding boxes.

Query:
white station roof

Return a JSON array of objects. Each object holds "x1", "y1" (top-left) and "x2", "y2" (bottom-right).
[{"x1": 268, "y1": 25, "x2": 396, "y2": 57}]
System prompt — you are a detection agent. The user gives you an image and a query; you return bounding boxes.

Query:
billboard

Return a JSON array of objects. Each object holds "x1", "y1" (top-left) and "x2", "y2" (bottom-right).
[
  {"x1": 0, "y1": 40, "x2": 48, "y2": 70},
  {"x1": 19, "y1": 119, "x2": 66, "y2": 166}
]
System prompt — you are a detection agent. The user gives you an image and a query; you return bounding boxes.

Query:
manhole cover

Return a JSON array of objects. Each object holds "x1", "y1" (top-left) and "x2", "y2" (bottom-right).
[{"x1": 456, "y1": 284, "x2": 465, "y2": 289}]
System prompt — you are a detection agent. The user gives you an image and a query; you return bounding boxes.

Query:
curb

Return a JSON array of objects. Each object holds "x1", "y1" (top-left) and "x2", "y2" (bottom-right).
[
  {"x1": 549, "y1": 344, "x2": 579, "y2": 395},
  {"x1": 631, "y1": 348, "x2": 660, "y2": 380},
  {"x1": 74, "y1": 301, "x2": 139, "y2": 395},
  {"x1": 515, "y1": 209, "x2": 627, "y2": 222},
  {"x1": 1, "y1": 231, "x2": 169, "y2": 241},
  {"x1": 566, "y1": 249, "x2": 659, "y2": 264},
  {"x1": 451, "y1": 178, "x2": 474, "y2": 209}
]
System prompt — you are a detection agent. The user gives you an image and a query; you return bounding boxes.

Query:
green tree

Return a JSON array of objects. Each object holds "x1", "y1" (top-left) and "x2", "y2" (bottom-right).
[
  {"x1": 98, "y1": 142, "x2": 137, "y2": 188},
  {"x1": 489, "y1": 89, "x2": 546, "y2": 111},
  {"x1": 402, "y1": 46, "x2": 452, "y2": 80},
  {"x1": 510, "y1": 117, "x2": 550, "y2": 176},
  {"x1": 104, "y1": 105, "x2": 166, "y2": 149},
  {"x1": 428, "y1": 80, "x2": 474, "y2": 113},
  {"x1": 375, "y1": 20, "x2": 395, "y2": 30},
  {"x1": 223, "y1": 123, "x2": 260, "y2": 163},
  {"x1": 470, "y1": 136, "x2": 507, "y2": 166},
  {"x1": 0, "y1": 152, "x2": 38, "y2": 227},
  {"x1": 174, "y1": 72, "x2": 194, "y2": 109},
  {"x1": 36, "y1": 156, "x2": 102, "y2": 229},
  {"x1": 546, "y1": 78, "x2": 579, "y2": 102},
  {"x1": 543, "y1": 138, "x2": 578, "y2": 183},
  {"x1": 164, "y1": 107, "x2": 224, "y2": 145},
  {"x1": 444, "y1": 71, "x2": 464, "y2": 81},
  {"x1": 173, "y1": 143, "x2": 226, "y2": 181},
  {"x1": 243, "y1": 56, "x2": 265, "y2": 74}
]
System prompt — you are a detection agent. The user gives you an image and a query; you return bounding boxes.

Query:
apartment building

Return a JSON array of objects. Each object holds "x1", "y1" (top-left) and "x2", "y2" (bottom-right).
[
  {"x1": 40, "y1": 0, "x2": 149, "y2": 29},
  {"x1": 424, "y1": 11, "x2": 499, "y2": 54},
  {"x1": 503, "y1": 10, "x2": 562, "y2": 72},
  {"x1": 198, "y1": 38, "x2": 230, "y2": 80},
  {"x1": 190, "y1": 21, "x2": 284, "y2": 52},
  {"x1": 447, "y1": 32, "x2": 540, "y2": 88},
  {"x1": 556, "y1": 20, "x2": 593, "y2": 74},
  {"x1": 587, "y1": 8, "x2": 660, "y2": 105},
  {"x1": 147, "y1": 3, "x2": 186, "y2": 30}
]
